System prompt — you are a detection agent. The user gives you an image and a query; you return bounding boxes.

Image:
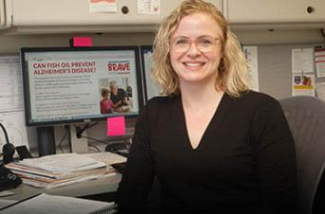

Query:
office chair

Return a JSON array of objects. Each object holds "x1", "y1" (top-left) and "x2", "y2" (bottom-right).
[{"x1": 279, "y1": 96, "x2": 325, "y2": 214}]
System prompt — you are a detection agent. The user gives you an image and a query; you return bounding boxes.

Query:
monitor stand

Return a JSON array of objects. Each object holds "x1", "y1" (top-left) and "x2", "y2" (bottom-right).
[
  {"x1": 37, "y1": 126, "x2": 56, "y2": 156},
  {"x1": 37, "y1": 125, "x2": 89, "y2": 156},
  {"x1": 69, "y1": 125, "x2": 88, "y2": 154}
]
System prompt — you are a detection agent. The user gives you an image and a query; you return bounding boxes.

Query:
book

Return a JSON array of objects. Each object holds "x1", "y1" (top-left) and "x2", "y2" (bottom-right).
[
  {"x1": 19, "y1": 172, "x2": 117, "y2": 189},
  {"x1": 0, "y1": 193, "x2": 117, "y2": 214},
  {"x1": 5, "y1": 162, "x2": 109, "y2": 180}
]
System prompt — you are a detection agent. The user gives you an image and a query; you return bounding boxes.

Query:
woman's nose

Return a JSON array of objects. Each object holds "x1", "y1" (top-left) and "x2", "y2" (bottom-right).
[{"x1": 186, "y1": 41, "x2": 200, "y2": 56}]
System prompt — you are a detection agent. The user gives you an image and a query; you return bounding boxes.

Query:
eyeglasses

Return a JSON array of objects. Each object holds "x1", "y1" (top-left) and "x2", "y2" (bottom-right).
[{"x1": 170, "y1": 36, "x2": 221, "y2": 53}]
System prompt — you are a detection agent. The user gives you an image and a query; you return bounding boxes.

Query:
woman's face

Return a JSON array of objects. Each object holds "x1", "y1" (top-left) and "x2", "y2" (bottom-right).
[{"x1": 170, "y1": 12, "x2": 223, "y2": 88}]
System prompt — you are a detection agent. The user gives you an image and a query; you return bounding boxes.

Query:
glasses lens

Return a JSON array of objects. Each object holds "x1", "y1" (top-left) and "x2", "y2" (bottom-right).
[
  {"x1": 197, "y1": 37, "x2": 217, "y2": 52},
  {"x1": 172, "y1": 38, "x2": 190, "y2": 53}
]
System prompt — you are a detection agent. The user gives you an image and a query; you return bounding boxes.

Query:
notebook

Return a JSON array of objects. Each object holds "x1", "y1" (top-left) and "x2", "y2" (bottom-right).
[{"x1": 0, "y1": 193, "x2": 117, "y2": 214}]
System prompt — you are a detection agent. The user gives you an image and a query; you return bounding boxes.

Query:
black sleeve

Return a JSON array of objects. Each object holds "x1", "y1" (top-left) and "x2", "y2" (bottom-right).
[
  {"x1": 115, "y1": 104, "x2": 155, "y2": 213},
  {"x1": 119, "y1": 89, "x2": 127, "y2": 99},
  {"x1": 251, "y1": 99, "x2": 297, "y2": 214}
]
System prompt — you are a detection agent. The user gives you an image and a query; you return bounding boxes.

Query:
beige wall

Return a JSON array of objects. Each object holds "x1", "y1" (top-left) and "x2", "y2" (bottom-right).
[
  {"x1": 0, "y1": 32, "x2": 155, "y2": 53},
  {"x1": 0, "y1": 28, "x2": 324, "y2": 53}
]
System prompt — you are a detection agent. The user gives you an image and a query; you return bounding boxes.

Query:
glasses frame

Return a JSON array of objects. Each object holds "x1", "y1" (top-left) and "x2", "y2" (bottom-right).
[{"x1": 170, "y1": 36, "x2": 221, "y2": 53}]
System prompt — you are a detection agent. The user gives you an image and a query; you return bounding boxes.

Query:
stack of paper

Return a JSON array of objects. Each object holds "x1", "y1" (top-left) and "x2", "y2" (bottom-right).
[{"x1": 5, "y1": 153, "x2": 125, "y2": 189}]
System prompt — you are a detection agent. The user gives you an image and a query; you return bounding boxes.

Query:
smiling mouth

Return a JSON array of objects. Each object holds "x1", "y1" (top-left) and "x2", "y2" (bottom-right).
[{"x1": 183, "y1": 62, "x2": 205, "y2": 67}]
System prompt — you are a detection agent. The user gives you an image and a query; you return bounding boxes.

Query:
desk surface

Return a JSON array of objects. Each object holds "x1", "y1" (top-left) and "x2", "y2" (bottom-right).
[{"x1": 1, "y1": 173, "x2": 122, "y2": 201}]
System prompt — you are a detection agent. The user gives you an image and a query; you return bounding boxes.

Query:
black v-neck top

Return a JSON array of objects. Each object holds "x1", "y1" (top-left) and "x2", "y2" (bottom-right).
[{"x1": 116, "y1": 91, "x2": 297, "y2": 214}]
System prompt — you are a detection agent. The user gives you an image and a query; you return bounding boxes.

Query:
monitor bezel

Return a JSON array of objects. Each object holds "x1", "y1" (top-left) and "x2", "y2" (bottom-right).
[
  {"x1": 20, "y1": 46, "x2": 144, "y2": 127},
  {"x1": 140, "y1": 45, "x2": 153, "y2": 102}
]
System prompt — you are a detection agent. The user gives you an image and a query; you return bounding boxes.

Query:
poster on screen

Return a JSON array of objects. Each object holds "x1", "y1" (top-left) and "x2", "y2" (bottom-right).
[{"x1": 27, "y1": 57, "x2": 139, "y2": 122}]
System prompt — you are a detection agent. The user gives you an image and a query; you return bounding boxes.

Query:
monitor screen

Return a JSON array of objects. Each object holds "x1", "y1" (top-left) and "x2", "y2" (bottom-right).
[
  {"x1": 21, "y1": 46, "x2": 144, "y2": 126},
  {"x1": 140, "y1": 46, "x2": 161, "y2": 101}
]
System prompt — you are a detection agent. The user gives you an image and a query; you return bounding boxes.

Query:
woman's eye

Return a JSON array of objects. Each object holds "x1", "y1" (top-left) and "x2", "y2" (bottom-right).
[
  {"x1": 200, "y1": 39, "x2": 212, "y2": 45},
  {"x1": 175, "y1": 39, "x2": 188, "y2": 45}
]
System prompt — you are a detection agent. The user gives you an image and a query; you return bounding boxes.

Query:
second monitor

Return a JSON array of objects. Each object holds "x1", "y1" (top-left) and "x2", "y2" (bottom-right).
[{"x1": 140, "y1": 46, "x2": 161, "y2": 101}]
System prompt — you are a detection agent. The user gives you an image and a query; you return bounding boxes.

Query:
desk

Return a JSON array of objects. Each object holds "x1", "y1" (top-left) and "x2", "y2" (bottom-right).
[{"x1": 1, "y1": 173, "x2": 121, "y2": 201}]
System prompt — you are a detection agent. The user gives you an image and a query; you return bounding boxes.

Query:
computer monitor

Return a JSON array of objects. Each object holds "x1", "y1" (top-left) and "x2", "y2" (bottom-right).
[
  {"x1": 140, "y1": 46, "x2": 161, "y2": 101},
  {"x1": 20, "y1": 46, "x2": 144, "y2": 127}
]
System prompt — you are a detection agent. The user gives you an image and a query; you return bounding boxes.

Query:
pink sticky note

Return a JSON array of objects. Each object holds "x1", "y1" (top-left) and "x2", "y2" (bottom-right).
[
  {"x1": 107, "y1": 116, "x2": 126, "y2": 136},
  {"x1": 72, "y1": 37, "x2": 92, "y2": 47}
]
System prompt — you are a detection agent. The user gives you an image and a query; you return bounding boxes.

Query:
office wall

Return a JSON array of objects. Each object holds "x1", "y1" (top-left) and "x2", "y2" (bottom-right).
[
  {"x1": 0, "y1": 28, "x2": 323, "y2": 52},
  {"x1": 257, "y1": 43, "x2": 325, "y2": 99},
  {"x1": 0, "y1": 33, "x2": 155, "y2": 53},
  {"x1": 0, "y1": 28, "x2": 324, "y2": 154}
]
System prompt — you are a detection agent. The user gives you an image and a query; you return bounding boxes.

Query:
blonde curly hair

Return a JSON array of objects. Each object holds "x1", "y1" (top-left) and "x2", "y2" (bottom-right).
[{"x1": 152, "y1": 0, "x2": 249, "y2": 97}]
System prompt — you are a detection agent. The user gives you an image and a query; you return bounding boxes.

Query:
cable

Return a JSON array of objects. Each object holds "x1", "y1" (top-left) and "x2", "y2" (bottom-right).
[
  {"x1": 0, "y1": 122, "x2": 15, "y2": 164},
  {"x1": 321, "y1": 28, "x2": 325, "y2": 39},
  {"x1": 75, "y1": 122, "x2": 99, "y2": 138},
  {"x1": 0, "y1": 123, "x2": 10, "y2": 144},
  {"x1": 58, "y1": 126, "x2": 70, "y2": 153},
  {"x1": 80, "y1": 135, "x2": 110, "y2": 145},
  {"x1": 88, "y1": 143, "x2": 101, "y2": 153}
]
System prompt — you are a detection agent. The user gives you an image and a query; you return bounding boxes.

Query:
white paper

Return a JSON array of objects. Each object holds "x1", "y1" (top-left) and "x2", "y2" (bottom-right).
[
  {"x1": 18, "y1": 153, "x2": 106, "y2": 173},
  {"x1": 137, "y1": 0, "x2": 161, "y2": 15},
  {"x1": 0, "y1": 199, "x2": 16, "y2": 210},
  {"x1": 21, "y1": 173, "x2": 116, "y2": 189},
  {"x1": 0, "y1": 55, "x2": 24, "y2": 112},
  {"x1": 83, "y1": 151, "x2": 126, "y2": 165},
  {"x1": 0, "y1": 191, "x2": 15, "y2": 198},
  {"x1": 315, "y1": 47, "x2": 325, "y2": 78},
  {"x1": 291, "y1": 48, "x2": 314, "y2": 73},
  {"x1": 0, "y1": 55, "x2": 29, "y2": 153},
  {"x1": 0, "y1": 111, "x2": 29, "y2": 153},
  {"x1": 292, "y1": 74, "x2": 315, "y2": 96},
  {"x1": 88, "y1": 0, "x2": 117, "y2": 13},
  {"x1": 243, "y1": 46, "x2": 259, "y2": 91},
  {"x1": 0, "y1": 193, "x2": 115, "y2": 214},
  {"x1": 316, "y1": 82, "x2": 325, "y2": 102}
]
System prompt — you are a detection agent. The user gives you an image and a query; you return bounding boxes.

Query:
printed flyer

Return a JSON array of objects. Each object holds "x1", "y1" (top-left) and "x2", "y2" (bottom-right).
[{"x1": 292, "y1": 74, "x2": 315, "y2": 96}]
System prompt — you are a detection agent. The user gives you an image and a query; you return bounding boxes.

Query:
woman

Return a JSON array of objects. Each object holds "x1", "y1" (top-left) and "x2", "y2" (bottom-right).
[{"x1": 116, "y1": 0, "x2": 297, "y2": 213}]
